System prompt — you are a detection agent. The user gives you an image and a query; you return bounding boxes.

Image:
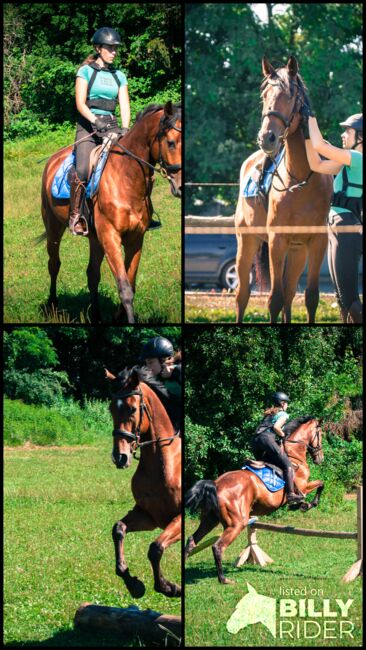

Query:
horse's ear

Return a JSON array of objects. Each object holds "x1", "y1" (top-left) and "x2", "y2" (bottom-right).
[
  {"x1": 164, "y1": 100, "x2": 173, "y2": 117},
  {"x1": 105, "y1": 368, "x2": 116, "y2": 381},
  {"x1": 287, "y1": 55, "x2": 298, "y2": 78},
  {"x1": 130, "y1": 366, "x2": 140, "y2": 389},
  {"x1": 262, "y1": 56, "x2": 276, "y2": 78}
]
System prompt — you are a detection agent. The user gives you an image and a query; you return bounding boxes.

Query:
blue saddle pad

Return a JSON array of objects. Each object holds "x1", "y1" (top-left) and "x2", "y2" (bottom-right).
[
  {"x1": 241, "y1": 465, "x2": 285, "y2": 492},
  {"x1": 51, "y1": 150, "x2": 108, "y2": 199},
  {"x1": 243, "y1": 147, "x2": 285, "y2": 199}
]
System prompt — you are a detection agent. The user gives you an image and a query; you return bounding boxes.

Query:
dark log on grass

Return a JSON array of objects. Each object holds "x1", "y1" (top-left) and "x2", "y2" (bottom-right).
[{"x1": 75, "y1": 602, "x2": 181, "y2": 645}]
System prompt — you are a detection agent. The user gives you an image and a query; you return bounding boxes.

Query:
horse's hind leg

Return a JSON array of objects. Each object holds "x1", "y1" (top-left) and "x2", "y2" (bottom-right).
[
  {"x1": 212, "y1": 521, "x2": 246, "y2": 585},
  {"x1": 87, "y1": 234, "x2": 104, "y2": 323},
  {"x1": 148, "y1": 514, "x2": 181, "y2": 597},
  {"x1": 44, "y1": 216, "x2": 66, "y2": 308},
  {"x1": 185, "y1": 512, "x2": 219, "y2": 560}
]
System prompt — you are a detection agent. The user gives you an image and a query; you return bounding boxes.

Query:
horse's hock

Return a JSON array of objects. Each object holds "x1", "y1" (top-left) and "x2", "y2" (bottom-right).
[
  {"x1": 234, "y1": 485, "x2": 363, "y2": 583},
  {"x1": 74, "y1": 603, "x2": 181, "y2": 645}
]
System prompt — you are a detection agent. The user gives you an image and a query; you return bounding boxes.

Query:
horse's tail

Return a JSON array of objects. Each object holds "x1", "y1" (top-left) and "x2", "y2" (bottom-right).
[
  {"x1": 255, "y1": 241, "x2": 271, "y2": 292},
  {"x1": 33, "y1": 232, "x2": 47, "y2": 245},
  {"x1": 185, "y1": 479, "x2": 220, "y2": 518}
]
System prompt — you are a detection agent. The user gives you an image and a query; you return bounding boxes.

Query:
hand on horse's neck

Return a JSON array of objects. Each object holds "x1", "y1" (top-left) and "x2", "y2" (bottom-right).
[{"x1": 285, "y1": 129, "x2": 311, "y2": 178}]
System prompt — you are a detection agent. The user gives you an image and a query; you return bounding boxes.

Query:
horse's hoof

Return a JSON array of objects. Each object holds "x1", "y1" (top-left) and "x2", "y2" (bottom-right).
[
  {"x1": 127, "y1": 577, "x2": 146, "y2": 599},
  {"x1": 155, "y1": 581, "x2": 181, "y2": 598},
  {"x1": 220, "y1": 577, "x2": 235, "y2": 585}
]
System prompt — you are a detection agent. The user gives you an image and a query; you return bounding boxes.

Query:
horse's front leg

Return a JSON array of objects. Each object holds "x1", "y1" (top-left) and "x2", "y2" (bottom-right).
[
  {"x1": 112, "y1": 505, "x2": 156, "y2": 598},
  {"x1": 300, "y1": 480, "x2": 325, "y2": 511},
  {"x1": 235, "y1": 234, "x2": 260, "y2": 323},
  {"x1": 148, "y1": 514, "x2": 181, "y2": 597},
  {"x1": 123, "y1": 233, "x2": 144, "y2": 292},
  {"x1": 97, "y1": 226, "x2": 135, "y2": 323},
  {"x1": 305, "y1": 235, "x2": 327, "y2": 323},
  {"x1": 268, "y1": 233, "x2": 287, "y2": 322},
  {"x1": 87, "y1": 233, "x2": 104, "y2": 323}
]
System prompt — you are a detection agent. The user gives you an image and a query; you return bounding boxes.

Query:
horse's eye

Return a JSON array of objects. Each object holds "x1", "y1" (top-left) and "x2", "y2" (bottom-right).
[{"x1": 167, "y1": 140, "x2": 176, "y2": 149}]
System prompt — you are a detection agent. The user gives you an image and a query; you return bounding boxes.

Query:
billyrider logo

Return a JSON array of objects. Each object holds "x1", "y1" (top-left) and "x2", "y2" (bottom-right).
[{"x1": 226, "y1": 583, "x2": 355, "y2": 640}]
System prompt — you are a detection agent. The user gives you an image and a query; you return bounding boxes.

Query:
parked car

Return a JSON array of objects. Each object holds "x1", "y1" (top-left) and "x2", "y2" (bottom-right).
[
  {"x1": 185, "y1": 233, "x2": 343, "y2": 290},
  {"x1": 185, "y1": 233, "x2": 245, "y2": 289}
]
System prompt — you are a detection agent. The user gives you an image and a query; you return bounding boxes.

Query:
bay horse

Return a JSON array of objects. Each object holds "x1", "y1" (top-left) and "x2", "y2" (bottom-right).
[
  {"x1": 235, "y1": 56, "x2": 333, "y2": 323},
  {"x1": 106, "y1": 366, "x2": 181, "y2": 598},
  {"x1": 41, "y1": 101, "x2": 181, "y2": 323},
  {"x1": 185, "y1": 416, "x2": 324, "y2": 584}
]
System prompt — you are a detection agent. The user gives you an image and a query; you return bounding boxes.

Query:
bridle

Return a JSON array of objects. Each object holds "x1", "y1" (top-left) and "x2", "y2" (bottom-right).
[
  {"x1": 285, "y1": 422, "x2": 323, "y2": 459},
  {"x1": 156, "y1": 118, "x2": 182, "y2": 179},
  {"x1": 112, "y1": 387, "x2": 179, "y2": 452},
  {"x1": 260, "y1": 79, "x2": 313, "y2": 192}
]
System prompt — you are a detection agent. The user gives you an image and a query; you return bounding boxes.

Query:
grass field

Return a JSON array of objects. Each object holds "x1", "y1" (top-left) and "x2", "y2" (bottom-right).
[
  {"x1": 4, "y1": 132, "x2": 181, "y2": 324},
  {"x1": 185, "y1": 500, "x2": 362, "y2": 647},
  {"x1": 4, "y1": 443, "x2": 181, "y2": 646},
  {"x1": 185, "y1": 292, "x2": 351, "y2": 323}
]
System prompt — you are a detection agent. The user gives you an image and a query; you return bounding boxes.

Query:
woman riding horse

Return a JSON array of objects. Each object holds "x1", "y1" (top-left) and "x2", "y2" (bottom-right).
[
  {"x1": 252, "y1": 391, "x2": 303, "y2": 504},
  {"x1": 302, "y1": 108, "x2": 363, "y2": 323},
  {"x1": 70, "y1": 27, "x2": 130, "y2": 235}
]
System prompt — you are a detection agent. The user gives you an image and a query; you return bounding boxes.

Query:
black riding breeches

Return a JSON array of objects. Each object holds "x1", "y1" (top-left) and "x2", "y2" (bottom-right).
[
  {"x1": 251, "y1": 432, "x2": 292, "y2": 472},
  {"x1": 73, "y1": 114, "x2": 117, "y2": 182},
  {"x1": 328, "y1": 211, "x2": 363, "y2": 311}
]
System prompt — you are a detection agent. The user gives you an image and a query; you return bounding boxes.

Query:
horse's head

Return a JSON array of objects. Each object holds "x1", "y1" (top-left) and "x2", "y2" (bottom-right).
[
  {"x1": 284, "y1": 416, "x2": 324, "y2": 465},
  {"x1": 156, "y1": 101, "x2": 182, "y2": 197},
  {"x1": 106, "y1": 367, "x2": 152, "y2": 470},
  {"x1": 308, "y1": 418, "x2": 324, "y2": 465},
  {"x1": 258, "y1": 56, "x2": 305, "y2": 156}
]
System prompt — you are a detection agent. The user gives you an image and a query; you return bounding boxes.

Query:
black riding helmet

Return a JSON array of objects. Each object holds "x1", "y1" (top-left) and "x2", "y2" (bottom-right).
[
  {"x1": 339, "y1": 113, "x2": 363, "y2": 148},
  {"x1": 272, "y1": 391, "x2": 290, "y2": 406},
  {"x1": 92, "y1": 27, "x2": 122, "y2": 46},
  {"x1": 140, "y1": 337, "x2": 174, "y2": 361}
]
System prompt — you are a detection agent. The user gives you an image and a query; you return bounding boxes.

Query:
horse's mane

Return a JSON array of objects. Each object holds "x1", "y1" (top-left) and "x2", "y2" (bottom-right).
[
  {"x1": 260, "y1": 65, "x2": 308, "y2": 103},
  {"x1": 115, "y1": 365, "x2": 170, "y2": 401},
  {"x1": 283, "y1": 415, "x2": 316, "y2": 435},
  {"x1": 135, "y1": 102, "x2": 181, "y2": 123}
]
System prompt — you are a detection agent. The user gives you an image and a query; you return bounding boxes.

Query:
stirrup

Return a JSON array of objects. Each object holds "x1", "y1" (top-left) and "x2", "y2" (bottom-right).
[
  {"x1": 69, "y1": 215, "x2": 89, "y2": 237},
  {"x1": 147, "y1": 218, "x2": 162, "y2": 231}
]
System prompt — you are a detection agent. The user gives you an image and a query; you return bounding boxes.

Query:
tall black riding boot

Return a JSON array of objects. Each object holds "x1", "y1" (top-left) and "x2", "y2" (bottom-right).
[
  {"x1": 69, "y1": 172, "x2": 88, "y2": 236},
  {"x1": 284, "y1": 467, "x2": 304, "y2": 504}
]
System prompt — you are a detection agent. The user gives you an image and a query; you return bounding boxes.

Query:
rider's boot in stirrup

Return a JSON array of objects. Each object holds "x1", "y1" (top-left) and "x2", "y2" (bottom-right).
[
  {"x1": 69, "y1": 172, "x2": 88, "y2": 236},
  {"x1": 284, "y1": 467, "x2": 304, "y2": 504}
]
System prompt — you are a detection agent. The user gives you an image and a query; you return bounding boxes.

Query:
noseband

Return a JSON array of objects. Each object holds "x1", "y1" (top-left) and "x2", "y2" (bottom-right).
[{"x1": 112, "y1": 387, "x2": 179, "y2": 450}]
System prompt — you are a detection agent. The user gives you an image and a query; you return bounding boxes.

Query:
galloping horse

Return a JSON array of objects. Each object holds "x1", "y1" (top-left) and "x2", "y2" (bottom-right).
[
  {"x1": 185, "y1": 416, "x2": 324, "y2": 584},
  {"x1": 106, "y1": 366, "x2": 181, "y2": 598},
  {"x1": 235, "y1": 56, "x2": 333, "y2": 323},
  {"x1": 41, "y1": 101, "x2": 181, "y2": 323}
]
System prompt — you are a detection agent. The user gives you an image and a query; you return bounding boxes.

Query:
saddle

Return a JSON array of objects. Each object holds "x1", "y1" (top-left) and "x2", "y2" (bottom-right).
[
  {"x1": 243, "y1": 146, "x2": 285, "y2": 211},
  {"x1": 51, "y1": 131, "x2": 123, "y2": 200}
]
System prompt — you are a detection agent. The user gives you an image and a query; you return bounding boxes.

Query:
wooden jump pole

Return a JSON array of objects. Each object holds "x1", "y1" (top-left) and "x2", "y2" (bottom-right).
[
  {"x1": 74, "y1": 602, "x2": 181, "y2": 644},
  {"x1": 234, "y1": 485, "x2": 363, "y2": 583}
]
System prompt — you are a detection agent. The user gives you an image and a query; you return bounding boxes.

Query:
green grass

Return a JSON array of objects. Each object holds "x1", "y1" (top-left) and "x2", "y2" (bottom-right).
[
  {"x1": 185, "y1": 294, "x2": 347, "y2": 323},
  {"x1": 4, "y1": 443, "x2": 181, "y2": 646},
  {"x1": 4, "y1": 132, "x2": 181, "y2": 324},
  {"x1": 185, "y1": 503, "x2": 362, "y2": 647}
]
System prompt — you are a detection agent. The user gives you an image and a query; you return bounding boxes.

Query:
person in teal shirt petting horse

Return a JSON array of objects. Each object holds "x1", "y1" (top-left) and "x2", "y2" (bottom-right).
[
  {"x1": 252, "y1": 391, "x2": 304, "y2": 505},
  {"x1": 70, "y1": 27, "x2": 130, "y2": 235},
  {"x1": 302, "y1": 106, "x2": 363, "y2": 323}
]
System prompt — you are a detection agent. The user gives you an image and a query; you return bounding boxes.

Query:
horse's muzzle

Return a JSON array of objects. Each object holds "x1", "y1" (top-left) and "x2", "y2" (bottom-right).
[
  {"x1": 258, "y1": 130, "x2": 280, "y2": 156},
  {"x1": 114, "y1": 453, "x2": 132, "y2": 469}
]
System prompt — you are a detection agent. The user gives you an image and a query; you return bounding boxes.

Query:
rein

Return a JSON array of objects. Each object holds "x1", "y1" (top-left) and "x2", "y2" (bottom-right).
[{"x1": 112, "y1": 118, "x2": 181, "y2": 179}]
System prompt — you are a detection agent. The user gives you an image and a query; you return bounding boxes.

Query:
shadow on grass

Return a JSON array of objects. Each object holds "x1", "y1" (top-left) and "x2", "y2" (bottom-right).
[
  {"x1": 185, "y1": 563, "x2": 323, "y2": 585},
  {"x1": 5, "y1": 627, "x2": 166, "y2": 647}
]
